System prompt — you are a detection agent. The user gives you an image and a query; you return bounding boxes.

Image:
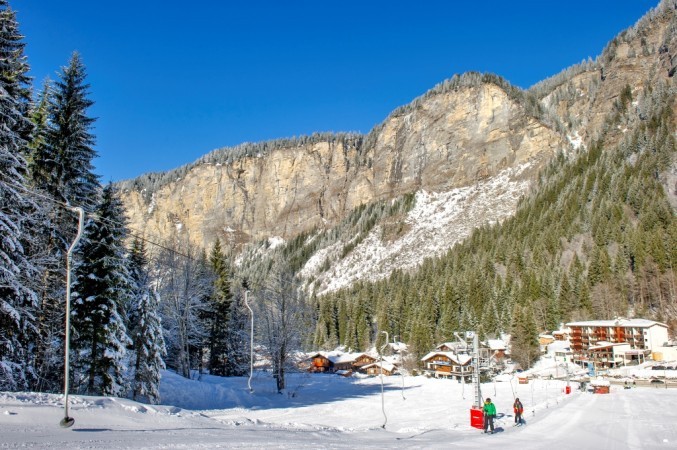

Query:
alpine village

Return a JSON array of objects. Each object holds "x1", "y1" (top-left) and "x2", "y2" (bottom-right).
[{"x1": 1, "y1": 0, "x2": 677, "y2": 445}]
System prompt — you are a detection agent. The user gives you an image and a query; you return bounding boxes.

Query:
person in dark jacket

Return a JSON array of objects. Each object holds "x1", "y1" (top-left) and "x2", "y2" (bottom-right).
[
  {"x1": 483, "y1": 398, "x2": 496, "y2": 433},
  {"x1": 513, "y1": 397, "x2": 524, "y2": 425}
]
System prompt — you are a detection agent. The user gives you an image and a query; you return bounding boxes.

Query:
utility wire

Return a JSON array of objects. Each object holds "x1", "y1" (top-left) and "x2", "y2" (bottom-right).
[
  {"x1": 2, "y1": 179, "x2": 197, "y2": 261},
  {"x1": 4, "y1": 179, "x2": 307, "y2": 290}
]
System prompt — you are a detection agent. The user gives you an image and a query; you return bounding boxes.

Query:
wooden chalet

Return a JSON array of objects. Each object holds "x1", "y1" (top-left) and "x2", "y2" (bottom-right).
[
  {"x1": 553, "y1": 330, "x2": 569, "y2": 341},
  {"x1": 435, "y1": 342, "x2": 468, "y2": 353},
  {"x1": 331, "y1": 352, "x2": 377, "y2": 372},
  {"x1": 308, "y1": 353, "x2": 333, "y2": 373},
  {"x1": 485, "y1": 339, "x2": 507, "y2": 360},
  {"x1": 421, "y1": 351, "x2": 473, "y2": 381},
  {"x1": 362, "y1": 362, "x2": 397, "y2": 376},
  {"x1": 539, "y1": 334, "x2": 555, "y2": 353},
  {"x1": 306, "y1": 352, "x2": 378, "y2": 374},
  {"x1": 351, "y1": 353, "x2": 378, "y2": 370}
]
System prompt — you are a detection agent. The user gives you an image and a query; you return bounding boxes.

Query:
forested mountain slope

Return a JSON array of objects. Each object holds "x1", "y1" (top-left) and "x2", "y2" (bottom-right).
[{"x1": 311, "y1": 80, "x2": 676, "y2": 365}]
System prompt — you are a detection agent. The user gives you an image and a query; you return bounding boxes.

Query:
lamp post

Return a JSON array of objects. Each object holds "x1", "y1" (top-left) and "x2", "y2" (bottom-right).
[
  {"x1": 380, "y1": 331, "x2": 388, "y2": 429},
  {"x1": 60, "y1": 207, "x2": 84, "y2": 429},
  {"x1": 243, "y1": 280, "x2": 253, "y2": 393}
]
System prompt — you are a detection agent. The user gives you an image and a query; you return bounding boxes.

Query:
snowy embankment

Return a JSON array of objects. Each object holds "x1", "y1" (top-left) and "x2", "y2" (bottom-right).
[{"x1": 2, "y1": 371, "x2": 677, "y2": 449}]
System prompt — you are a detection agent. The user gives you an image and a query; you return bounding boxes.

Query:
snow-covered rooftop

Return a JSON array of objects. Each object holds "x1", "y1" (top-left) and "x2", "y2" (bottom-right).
[
  {"x1": 547, "y1": 340, "x2": 572, "y2": 353},
  {"x1": 485, "y1": 339, "x2": 506, "y2": 351},
  {"x1": 566, "y1": 318, "x2": 667, "y2": 328},
  {"x1": 421, "y1": 351, "x2": 472, "y2": 365},
  {"x1": 362, "y1": 362, "x2": 396, "y2": 372},
  {"x1": 589, "y1": 377, "x2": 611, "y2": 387}
]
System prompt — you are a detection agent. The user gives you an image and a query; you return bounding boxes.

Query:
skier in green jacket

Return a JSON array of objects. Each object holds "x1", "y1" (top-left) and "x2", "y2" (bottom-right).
[{"x1": 483, "y1": 398, "x2": 497, "y2": 434}]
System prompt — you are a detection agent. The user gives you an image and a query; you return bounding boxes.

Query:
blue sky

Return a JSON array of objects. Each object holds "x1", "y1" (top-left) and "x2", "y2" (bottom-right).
[{"x1": 14, "y1": 0, "x2": 658, "y2": 182}]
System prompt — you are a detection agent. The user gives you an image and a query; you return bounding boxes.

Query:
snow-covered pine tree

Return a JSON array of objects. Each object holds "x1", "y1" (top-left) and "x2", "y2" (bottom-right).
[
  {"x1": 0, "y1": 0, "x2": 39, "y2": 391},
  {"x1": 26, "y1": 80, "x2": 51, "y2": 191},
  {"x1": 206, "y1": 239, "x2": 234, "y2": 376},
  {"x1": 23, "y1": 79, "x2": 68, "y2": 392},
  {"x1": 128, "y1": 238, "x2": 166, "y2": 404},
  {"x1": 0, "y1": 0, "x2": 31, "y2": 140},
  {"x1": 509, "y1": 304, "x2": 540, "y2": 370},
  {"x1": 70, "y1": 184, "x2": 131, "y2": 396},
  {"x1": 27, "y1": 53, "x2": 101, "y2": 391},
  {"x1": 222, "y1": 290, "x2": 252, "y2": 377},
  {"x1": 44, "y1": 52, "x2": 99, "y2": 209}
]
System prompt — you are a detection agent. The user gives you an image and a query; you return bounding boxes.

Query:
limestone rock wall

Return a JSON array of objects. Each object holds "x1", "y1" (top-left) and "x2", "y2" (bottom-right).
[{"x1": 121, "y1": 83, "x2": 566, "y2": 249}]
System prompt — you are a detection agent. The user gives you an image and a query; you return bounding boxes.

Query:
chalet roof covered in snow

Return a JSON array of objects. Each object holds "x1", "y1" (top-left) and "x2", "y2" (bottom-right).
[
  {"x1": 435, "y1": 342, "x2": 467, "y2": 351},
  {"x1": 389, "y1": 341, "x2": 408, "y2": 353},
  {"x1": 565, "y1": 318, "x2": 667, "y2": 328},
  {"x1": 485, "y1": 339, "x2": 506, "y2": 350},
  {"x1": 420, "y1": 351, "x2": 472, "y2": 365},
  {"x1": 362, "y1": 361, "x2": 396, "y2": 372},
  {"x1": 547, "y1": 340, "x2": 572, "y2": 353},
  {"x1": 309, "y1": 351, "x2": 373, "y2": 364}
]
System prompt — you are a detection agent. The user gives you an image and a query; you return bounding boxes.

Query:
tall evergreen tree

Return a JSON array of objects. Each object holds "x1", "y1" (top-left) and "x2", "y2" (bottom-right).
[
  {"x1": 44, "y1": 52, "x2": 99, "y2": 208},
  {"x1": 70, "y1": 184, "x2": 131, "y2": 396},
  {"x1": 128, "y1": 238, "x2": 166, "y2": 404},
  {"x1": 26, "y1": 80, "x2": 51, "y2": 187},
  {"x1": 0, "y1": 0, "x2": 38, "y2": 391},
  {"x1": 509, "y1": 305, "x2": 540, "y2": 369},
  {"x1": 206, "y1": 239, "x2": 236, "y2": 376},
  {"x1": 29, "y1": 52, "x2": 101, "y2": 391}
]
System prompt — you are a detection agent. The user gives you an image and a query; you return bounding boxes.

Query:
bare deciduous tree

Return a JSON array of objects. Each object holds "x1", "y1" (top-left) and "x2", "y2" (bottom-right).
[
  {"x1": 255, "y1": 259, "x2": 308, "y2": 393},
  {"x1": 155, "y1": 240, "x2": 213, "y2": 379}
]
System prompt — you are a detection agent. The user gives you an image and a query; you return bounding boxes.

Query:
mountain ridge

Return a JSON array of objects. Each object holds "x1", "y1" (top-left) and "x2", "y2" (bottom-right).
[{"x1": 119, "y1": 76, "x2": 566, "y2": 249}]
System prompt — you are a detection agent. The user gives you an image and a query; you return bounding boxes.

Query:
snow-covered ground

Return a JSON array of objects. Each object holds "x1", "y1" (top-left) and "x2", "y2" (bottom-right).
[{"x1": 2, "y1": 370, "x2": 677, "y2": 449}]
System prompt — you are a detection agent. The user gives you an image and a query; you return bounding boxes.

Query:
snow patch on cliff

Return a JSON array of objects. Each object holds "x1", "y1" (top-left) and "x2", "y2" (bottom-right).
[{"x1": 306, "y1": 163, "x2": 533, "y2": 295}]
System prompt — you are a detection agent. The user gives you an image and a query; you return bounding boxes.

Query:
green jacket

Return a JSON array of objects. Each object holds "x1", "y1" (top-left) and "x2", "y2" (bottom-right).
[{"x1": 483, "y1": 402, "x2": 496, "y2": 416}]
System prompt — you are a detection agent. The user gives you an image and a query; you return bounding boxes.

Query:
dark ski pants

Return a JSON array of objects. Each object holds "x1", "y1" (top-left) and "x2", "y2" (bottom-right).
[
  {"x1": 515, "y1": 412, "x2": 522, "y2": 424},
  {"x1": 484, "y1": 415, "x2": 494, "y2": 433}
]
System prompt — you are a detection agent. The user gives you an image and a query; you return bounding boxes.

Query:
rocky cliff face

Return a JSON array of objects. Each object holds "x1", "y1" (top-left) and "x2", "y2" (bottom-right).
[
  {"x1": 120, "y1": 1, "x2": 676, "y2": 289},
  {"x1": 121, "y1": 82, "x2": 565, "y2": 249},
  {"x1": 536, "y1": 0, "x2": 677, "y2": 144}
]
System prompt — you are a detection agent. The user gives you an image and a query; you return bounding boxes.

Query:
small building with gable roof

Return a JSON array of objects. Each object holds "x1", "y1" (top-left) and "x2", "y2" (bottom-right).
[{"x1": 420, "y1": 351, "x2": 473, "y2": 381}]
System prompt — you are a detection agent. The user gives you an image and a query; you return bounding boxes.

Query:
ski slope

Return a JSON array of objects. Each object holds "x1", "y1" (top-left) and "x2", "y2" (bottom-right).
[{"x1": 1, "y1": 371, "x2": 676, "y2": 449}]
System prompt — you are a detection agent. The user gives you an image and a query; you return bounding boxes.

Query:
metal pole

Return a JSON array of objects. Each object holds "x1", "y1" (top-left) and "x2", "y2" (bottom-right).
[
  {"x1": 244, "y1": 286, "x2": 253, "y2": 393},
  {"x1": 380, "y1": 331, "x2": 388, "y2": 429},
  {"x1": 60, "y1": 207, "x2": 84, "y2": 429},
  {"x1": 472, "y1": 332, "x2": 482, "y2": 408}
]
